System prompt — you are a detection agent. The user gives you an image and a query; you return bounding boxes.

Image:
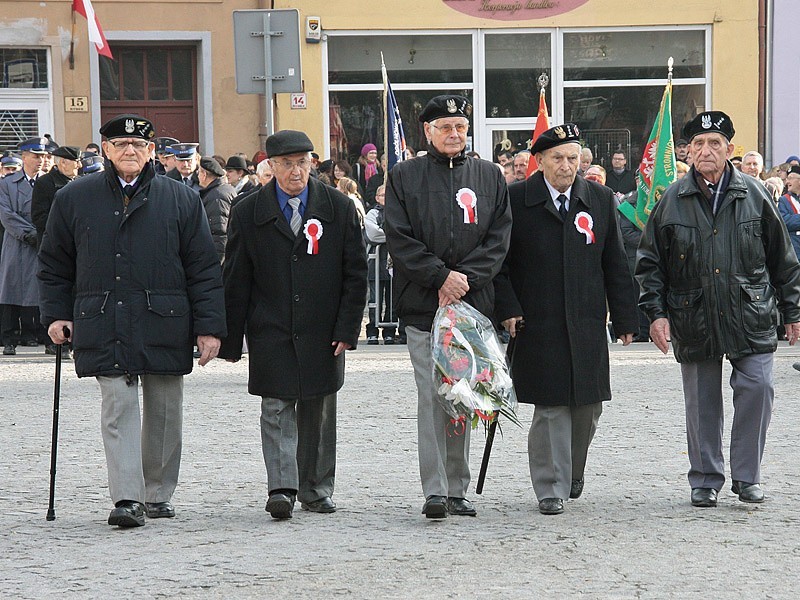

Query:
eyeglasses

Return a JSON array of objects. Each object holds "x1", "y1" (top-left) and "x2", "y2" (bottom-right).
[
  {"x1": 273, "y1": 158, "x2": 312, "y2": 171},
  {"x1": 109, "y1": 140, "x2": 149, "y2": 151},
  {"x1": 431, "y1": 123, "x2": 469, "y2": 135}
]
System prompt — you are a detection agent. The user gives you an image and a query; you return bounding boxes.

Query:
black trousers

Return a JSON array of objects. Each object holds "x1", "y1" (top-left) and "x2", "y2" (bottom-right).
[{"x1": 1, "y1": 305, "x2": 41, "y2": 346}]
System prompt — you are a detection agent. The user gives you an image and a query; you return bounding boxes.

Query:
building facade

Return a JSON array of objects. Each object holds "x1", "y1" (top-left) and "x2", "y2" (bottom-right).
[{"x1": 0, "y1": 0, "x2": 773, "y2": 166}]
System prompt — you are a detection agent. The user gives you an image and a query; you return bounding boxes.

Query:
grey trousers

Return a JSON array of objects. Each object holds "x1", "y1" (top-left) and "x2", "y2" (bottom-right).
[
  {"x1": 528, "y1": 403, "x2": 603, "y2": 500},
  {"x1": 97, "y1": 374, "x2": 184, "y2": 504},
  {"x1": 406, "y1": 326, "x2": 471, "y2": 499},
  {"x1": 260, "y1": 393, "x2": 337, "y2": 503},
  {"x1": 680, "y1": 352, "x2": 774, "y2": 490}
]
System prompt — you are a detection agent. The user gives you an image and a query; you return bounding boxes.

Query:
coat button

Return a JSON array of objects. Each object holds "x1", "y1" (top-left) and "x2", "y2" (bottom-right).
[
  {"x1": 116, "y1": 340, "x2": 121, "y2": 345},
  {"x1": 117, "y1": 300, "x2": 123, "y2": 305},
  {"x1": 713, "y1": 229, "x2": 718, "y2": 234},
  {"x1": 114, "y1": 211, "x2": 120, "y2": 216},
  {"x1": 756, "y1": 295, "x2": 760, "y2": 300},
  {"x1": 115, "y1": 276, "x2": 120, "y2": 281},
  {"x1": 292, "y1": 254, "x2": 298, "y2": 262},
  {"x1": 293, "y1": 334, "x2": 299, "y2": 340},
  {"x1": 679, "y1": 254, "x2": 685, "y2": 260},
  {"x1": 294, "y1": 295, "x2": 300, "y2": 302},
  {"x1": 115, "y1": 253, "x2": 121, "y2": 258},
  {"x1": 714, "y1": 268, "x2": 720, "y2": 274},
  {"x1": 114, "y1": 363, "x2": 119, "y2": 368},
  {"x1": 684, "y1": 300, "x2": 689, "y2": 306}
]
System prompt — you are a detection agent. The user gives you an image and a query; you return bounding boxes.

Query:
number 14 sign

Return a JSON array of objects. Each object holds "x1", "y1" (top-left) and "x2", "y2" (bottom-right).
[{"x1": 291, "y1": 93, "x2": 307, "y2": 110}]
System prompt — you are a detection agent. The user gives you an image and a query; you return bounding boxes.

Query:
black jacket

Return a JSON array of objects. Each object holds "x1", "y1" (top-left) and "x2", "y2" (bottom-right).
[
  {"x1": 199, "y1": 177, "x2": 234, "y2": 263},
  {"x1": 218, "y1": 177, "x2": 368, "y2": 400},
  {"x1": 606, "y1": 169, "x2": 636, "y2": 195},
  {"x1": 494, "y1": 172, "x2": 638, "y2": 406},
  {"x1": 31, "y1": 166, "x2": 73, "y2": 245},
  {"x1": 384, "y1": 147, "x2": 512, "y2": 331},
  {"x1": 38, "y1": 161, "x2": 226, "y2": 377},
  {"x1": 636, "y1": 164, "x2": 800, "y2": 363},
  {"x1": 166, "y1": 166, "x2": 201, "y2": 192}
]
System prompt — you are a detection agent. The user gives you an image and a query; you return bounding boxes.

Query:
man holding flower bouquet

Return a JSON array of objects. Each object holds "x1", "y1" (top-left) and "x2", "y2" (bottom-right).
[{"x1": 385, "y1": 95, "x2": 512, "y2": 519}]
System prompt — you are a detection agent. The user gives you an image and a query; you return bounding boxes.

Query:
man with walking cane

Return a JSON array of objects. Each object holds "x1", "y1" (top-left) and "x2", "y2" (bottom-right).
[
  {"x1": 38, "y1": 114, "x2": 226, "y2": 528},
  {"x1": 46, "y1": 324, "x2": 69, "y2": 521}
]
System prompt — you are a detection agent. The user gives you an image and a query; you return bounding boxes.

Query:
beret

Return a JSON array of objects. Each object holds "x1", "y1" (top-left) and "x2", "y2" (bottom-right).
[
  {"x1": 154, "y1": 137, "x2": 179, "y2": 154},
  {"x1": 265, "y1": 130, "x2": 314, "y2": 158},
  {"x1": 169, "y1": 143, "x2": 199, "y2": 159},
  {"x1": 79, "y1": 154, "x2": 105, "y2": 174},
  {"x1": 224, "y1": 155, "x2": 248, "y2": 171},
  {"x1": 682, "y1": 111, "x2": 735, "y2": 142},
  {"x1": 675, "y1": 138, "x2": 688, "y2": 146},
  {"x1": 418, "y1": 95, "x2": 472, "y2": 123},
  {"x1": 51, "y1": 145, "x2": 81, "y2": 161},
  {"x1": 18, "y1": 137, "x2": 49, "y2": 154},
  {"x1": 788, "y1": 165, "x2": 800, "y2": 176},
  {"x1": 531, "y1": 123, "x2": 582, "y2": 155},
  {"x1": 99, "y1": 114, "x2": 156, "y2": 140},
  {"x1": 200, "y1": 157, "x2": 225, "y2": 177}
]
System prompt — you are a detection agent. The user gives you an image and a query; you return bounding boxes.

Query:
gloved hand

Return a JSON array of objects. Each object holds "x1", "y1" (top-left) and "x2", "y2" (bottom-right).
[{"x1": 22, "y1": 231, "x2": 38, "y2": 247}]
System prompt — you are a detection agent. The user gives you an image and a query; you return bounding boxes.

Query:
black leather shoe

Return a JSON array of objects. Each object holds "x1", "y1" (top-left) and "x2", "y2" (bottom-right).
[
  {"x1": 3, "y1": 345, "x2": 15, "y2": 356},
  {"x1": 24, "y1": 339, "x2": 39, "y2": 347},
  {"x1": 301, "y1": 496, "x2": 337, "y2": 513},
  {"x1": 108, "y1": 500, "x2": 146, "y2": 527},
  {"x1": 690, "y1": 487, "x2": 718, "y2": 507},
  {"x1": 367, "y1": 336, "x2": 379, "y2": 345},
  {"x1": 383, "y1": 336, "x2": 395, "y2": 345},
  {"x1": 446, "y1": 497, "x2": 477, "y2": 516},
  {"x1": 145, "y1": 501, "x2": 175, "y2": 518},
  {"x1": 731, "y1": 481, "x2": 765, "y2": 503},
  {"x1": 422, "y1": 495, "x2": 447, "y2": 519},
  {"x1": 569, "y1": 478, "x2": 584, "y2": 499},
  {"x1": 538, "y1": 498, "x2": 564, "y2": 515},
  {"x1": 265, "y1": 492, "x2": 295, "y2": 519}
]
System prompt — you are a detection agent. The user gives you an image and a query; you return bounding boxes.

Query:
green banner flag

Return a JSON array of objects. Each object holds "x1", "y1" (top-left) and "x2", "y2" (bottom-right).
[{"x1": 618, "y1": 80, "x2": 676, "y2": 230}]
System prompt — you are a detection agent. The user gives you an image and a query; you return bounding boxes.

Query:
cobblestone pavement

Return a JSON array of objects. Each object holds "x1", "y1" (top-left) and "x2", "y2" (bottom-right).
[{"x1": 1, "y1": 342, "x2": 799, "y2": 598}]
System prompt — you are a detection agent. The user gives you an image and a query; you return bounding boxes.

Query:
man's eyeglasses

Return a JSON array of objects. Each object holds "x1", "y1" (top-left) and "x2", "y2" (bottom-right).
[
  {"x1": 431, "y1": 123, "x2": 469, "y2": 135},
  {"x1": 273, "y1": 158, "x2": 312, "y2": 171},
  {"x1": 109, "y1": 140, "x2": 149, "y2": 151}
]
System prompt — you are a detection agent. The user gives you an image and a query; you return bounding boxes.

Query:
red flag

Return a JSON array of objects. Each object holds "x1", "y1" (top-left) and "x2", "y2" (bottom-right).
[
  {"x1": 73, "y1": 0, "x2": 113, "y2": 59},
  {"x1": 526, "y1": 90, "x2": 550, "y2": 177}
]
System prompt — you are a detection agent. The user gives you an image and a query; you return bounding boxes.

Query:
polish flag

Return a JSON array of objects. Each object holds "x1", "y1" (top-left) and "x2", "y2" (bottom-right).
[{"x1": 73, "y1": 0, "x2": 113, "y2": 59}]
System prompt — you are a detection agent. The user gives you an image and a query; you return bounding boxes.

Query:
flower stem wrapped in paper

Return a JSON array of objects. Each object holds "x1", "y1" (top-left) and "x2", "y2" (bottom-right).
[{"x1": 431, "y1": 301, "x2": 520, "y2": 434}]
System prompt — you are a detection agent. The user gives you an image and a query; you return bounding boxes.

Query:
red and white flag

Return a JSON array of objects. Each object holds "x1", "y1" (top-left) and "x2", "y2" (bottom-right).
[
  {"x1": 73, "y1": 0, "x2": 113, "y2": 59},
  {"x1": 526, "y1": 89, "x2": 550, "y2": 177}
]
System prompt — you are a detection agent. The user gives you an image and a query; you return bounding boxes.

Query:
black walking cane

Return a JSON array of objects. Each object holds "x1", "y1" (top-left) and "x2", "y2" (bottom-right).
[
  {"x1": 476, "y1": 319, "x2": 524, "y2": 495},
  {"x1": 46, "y1": 326, "x2": 70, "y2": 521}
]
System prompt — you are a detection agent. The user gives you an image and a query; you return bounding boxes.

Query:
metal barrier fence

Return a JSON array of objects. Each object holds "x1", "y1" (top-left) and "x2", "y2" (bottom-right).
[{"x1": 366, "y1": 243, "x2": 400, "y2": 330}]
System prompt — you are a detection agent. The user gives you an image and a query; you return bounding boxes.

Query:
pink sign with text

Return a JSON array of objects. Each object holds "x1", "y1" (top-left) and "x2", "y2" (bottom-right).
[{"x1": 443, "y1": 0, "x2": 590, "y2": 21}]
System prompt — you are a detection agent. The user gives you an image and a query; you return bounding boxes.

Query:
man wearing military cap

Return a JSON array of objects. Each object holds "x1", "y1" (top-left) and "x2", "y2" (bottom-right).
[
  {"x1": 384, "y1": 94, "x2": 512, "y2": 519},
  {"x1": 219, "y1": 129, "x2": 367, "y2": 520},
  {"x1": 153, "y1": 137, "x2": 179, "y2": 175},
  {"x1": 1, "y1": 153, "x2": 22, "y2": 177},
  {"x1": 494, "y1": 123, "x2": 637, "y2": 515},
  {"x1": 38, "y1": 113, "x2": 226, "y2": 527},
  {"x1": 165, "y1": 143, "x2": 201, "y2": 192},
  {"x1": 0, "y1": 137, "x2": 49, "y2": 355},
  {"x1": 637, "y1": 110, "x2": 800, "y2": 508}
]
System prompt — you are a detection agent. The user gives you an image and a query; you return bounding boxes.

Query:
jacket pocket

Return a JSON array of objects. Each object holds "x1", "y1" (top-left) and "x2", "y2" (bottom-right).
[
  {"x1": 738, "y1": 220, "x2": 766, "y2": 275},
  {"x1": 740, "y1": 283, "x2": 776, "y2": 336},
  {"x1": 144, "y1": 291, "x2": 192, "y2": 348},
  {"x1": 73, "y1": 292, "x2": 111, "y2": 350},
  {"x1": 666, "y1": 288, "x2": 708, "y2": 344}
]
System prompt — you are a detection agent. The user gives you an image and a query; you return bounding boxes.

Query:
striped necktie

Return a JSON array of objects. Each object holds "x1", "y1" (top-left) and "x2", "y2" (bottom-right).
[{"x1": 288, "y1": 197, "x2": 302, "y2": 236}]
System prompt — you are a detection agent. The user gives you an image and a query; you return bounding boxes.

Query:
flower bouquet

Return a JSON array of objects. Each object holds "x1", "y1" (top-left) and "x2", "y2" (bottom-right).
[{"x1": 431, "y1": 301, "x2": 519, "y2": 433}]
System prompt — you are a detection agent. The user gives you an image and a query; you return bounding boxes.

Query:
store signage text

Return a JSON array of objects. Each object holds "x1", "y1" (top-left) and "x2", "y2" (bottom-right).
[{"x1": 443, "y1": 0, "x2": 589, "y2": 20}]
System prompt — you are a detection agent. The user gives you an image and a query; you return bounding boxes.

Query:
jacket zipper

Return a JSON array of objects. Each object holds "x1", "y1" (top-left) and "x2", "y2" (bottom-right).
[{"x1": 448, "y1": 157, "x2": 455, "y2": 266}]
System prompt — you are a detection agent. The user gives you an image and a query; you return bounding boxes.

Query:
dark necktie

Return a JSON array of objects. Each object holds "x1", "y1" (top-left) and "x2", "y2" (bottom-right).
[
  {"x1": 123, "y1": 185, "x2": 135, "y2": 199},
  {"x1": 557, "y1": 194, "x2": 568, "y2": 221},
  {"x1": 29, "y1": 177, "x2": 36, "y2": 188},
  {"x1": 183, "y1": 177, "x2": 190, "y2": 185}
]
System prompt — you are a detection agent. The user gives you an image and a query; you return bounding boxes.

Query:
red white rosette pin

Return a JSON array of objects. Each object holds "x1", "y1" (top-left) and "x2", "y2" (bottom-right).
[
  {"x1": 574, "y1": 211, "x2": 595, "y2": 244},
  {"x1": 303, "y1": 219, "x2": 323, "y2": 254},
  {"x1": 456, "y1": 188, "x2": 478, "y2": 224}
]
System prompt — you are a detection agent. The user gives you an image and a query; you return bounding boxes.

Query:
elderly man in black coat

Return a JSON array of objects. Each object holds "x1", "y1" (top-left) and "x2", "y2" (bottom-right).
[
  {"x1": 218, "y1": 130, "x2": 367, "y2": 520},
  {"x1": 38, "y1": 114, "x2": 226, "y2": 528},
  {"x1": 494, "y1": 123, "x2": 638, "y2": 516},
  {"x1": 197, "y1": 156, "x2": 234, "y2": 263}
]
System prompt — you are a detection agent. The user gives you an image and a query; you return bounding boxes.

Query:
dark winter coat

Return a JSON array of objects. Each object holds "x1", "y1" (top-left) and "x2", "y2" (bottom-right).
[
  {"x1": 636, "y1": 164, "x2": 800, "y2": 363},
  {"x1": 199, "y1": 177, "x2": 234, "y2": 263},
  {"x1": 606, "y1": 169, "x2": 636, "y2": 195},
  {"x1": 38, "y1": 161, "x2": 227, "y2": 377},
  {"x1": 0, "y1": 170, "x2": 39, "y2": 306},
  {"x1": 384, "y1": 146, "x2": 512, "y2": 332},
  {"x1": 166, "y1": 166, "x2": 201, "y2": 192},
  {"x1": 217, "y1": 177, "x2": 368, "y2": 400},
  {"x1": 31, "y1": 166, "x2": 74, "y2": 246},
  {"x1": 494, "y1": 171, "x2": 639, "y2": 406}
]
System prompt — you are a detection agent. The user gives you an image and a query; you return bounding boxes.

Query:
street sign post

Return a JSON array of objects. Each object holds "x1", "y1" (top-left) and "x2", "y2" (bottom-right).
[{"x1": 233, "y1": 9, "x2": 302, "y2": 136}]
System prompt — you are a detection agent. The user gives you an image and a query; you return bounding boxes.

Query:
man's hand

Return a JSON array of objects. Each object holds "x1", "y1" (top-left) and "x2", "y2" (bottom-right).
[
  {"x1": 22, "y1": 231, "x2": 38, "y2": 247},
  {"x1": 618, "y1": 333, "x2": 634, "y2": 346},
  {"x1": 48, "y1": 320, "x2": 73, "y2": 344},
  {"x1": 502, "y1": 316, "x2": 524, "y2": 338},
  {"x1": 332, "y1": 341, "x2": 352, "y2": 356},
  {"x1": 196, "y1": 335, "x2": 221, "y2": 366},
  {"x1": 785, "y1": 322, "x2": 800, "y2": 345},
  {"x1": 439, "y1": 271, "x2": 469, "y2": 307},
  {"x1": 649, "y1": 318, "x2": 671, "y2": 354}
]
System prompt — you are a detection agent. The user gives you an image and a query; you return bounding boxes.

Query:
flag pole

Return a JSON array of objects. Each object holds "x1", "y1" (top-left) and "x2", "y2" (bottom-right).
[
  {"x1": 381, "y1": 52, "x2": 389, "y2": 188},
  {"x1": 69, "y1": 2, "x2": 76, "y2": 70}
]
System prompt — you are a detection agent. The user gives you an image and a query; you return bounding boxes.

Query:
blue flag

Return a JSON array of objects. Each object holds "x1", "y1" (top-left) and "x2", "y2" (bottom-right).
[{"x1": 382, "y1": 58, "x2": 406, "y2": 172}]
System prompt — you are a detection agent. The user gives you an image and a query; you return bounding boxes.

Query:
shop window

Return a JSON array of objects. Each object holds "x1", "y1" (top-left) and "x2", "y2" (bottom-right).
[
  {"x1": 484, "y1": 33, "x2": 551, "y2": 119},
  {"x1": 565, "y1": 84, "x2": 705, "y2": 167},
  {"x1": 328, "y1": 34, "x2": 472, "y2": 85},
  {"x1": 563, "y1": 30, "x2": 705, "y2": 81},
  {"x1": 329, "y1": 89, "x2": 472, "y2": 163}
]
